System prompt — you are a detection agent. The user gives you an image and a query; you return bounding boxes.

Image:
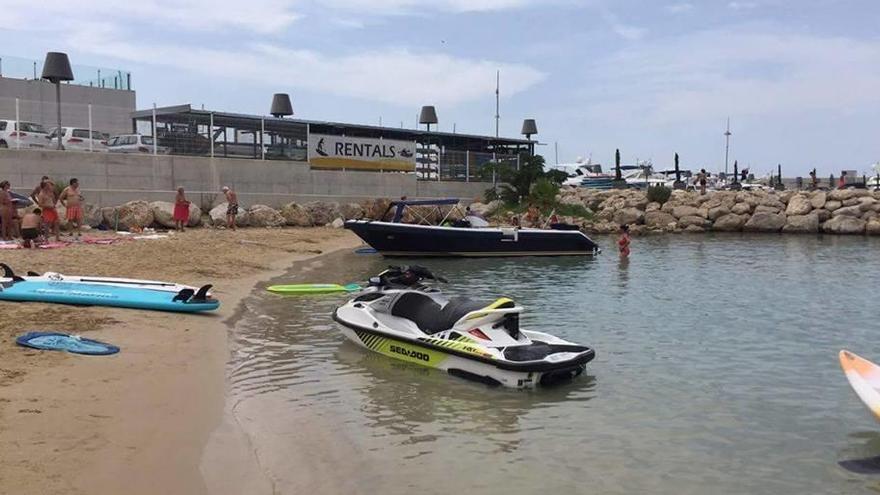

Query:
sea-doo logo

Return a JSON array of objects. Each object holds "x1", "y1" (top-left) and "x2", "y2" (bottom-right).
[{"x1": 390, "y1": 345, "x2": 430, "y2": 362}]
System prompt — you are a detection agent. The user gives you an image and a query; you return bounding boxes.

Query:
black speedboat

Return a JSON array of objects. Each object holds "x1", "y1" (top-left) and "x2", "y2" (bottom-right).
[{"x1": 345, "y1": 199, "x2": 600, "y2": 257}]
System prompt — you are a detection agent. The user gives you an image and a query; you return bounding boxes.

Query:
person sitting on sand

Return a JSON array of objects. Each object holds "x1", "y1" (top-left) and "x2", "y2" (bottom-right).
[
  {"x1": 0, "y1": 181, "x2": 14, "y2": 241},
  {"x1": 20, "y1": 208, "x2": 41, "y2": 248},
  {"x1": 37, "y1": 182, "x2": 60, "y2": 242},
  {"x1": 222, "y1": 186, "x2": 238, "y2": 231},
  {"x1": 618, "y1": 224, "x2": 631, "y2": 258},
  {"x1": 59, "y1": 178, "x2": 84, "y2": 239},
  {"x1": 173, "y1": 187, "x2": 190, "y2": 232}
]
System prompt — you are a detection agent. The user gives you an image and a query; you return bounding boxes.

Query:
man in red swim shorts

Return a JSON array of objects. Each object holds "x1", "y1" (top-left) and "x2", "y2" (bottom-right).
[
  {"x1": 37, "y1": 181, "x2": 60, "y2": 241},
  {"x1": 59, "y1": 178, "x2": 84, "y2": 239}
]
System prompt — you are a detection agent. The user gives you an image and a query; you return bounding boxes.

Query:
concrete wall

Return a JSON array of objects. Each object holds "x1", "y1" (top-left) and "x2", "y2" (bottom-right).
[
  {"x1": 0, "y1": 77, "x2": 135, "y2": 135},
  {"x1": 0, "y1": 149, "x2": 487, "y2": 209}
]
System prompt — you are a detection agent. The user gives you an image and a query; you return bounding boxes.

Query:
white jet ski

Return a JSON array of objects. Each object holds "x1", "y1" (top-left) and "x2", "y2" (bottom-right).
[{"x1": 333, "y1": 266, "x2": 595, "y2": 388}]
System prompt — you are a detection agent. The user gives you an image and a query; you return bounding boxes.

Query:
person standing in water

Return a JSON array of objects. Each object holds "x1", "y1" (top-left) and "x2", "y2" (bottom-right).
[
  {"x1": 618, "y1": 224, "x2": 631, "y2": 258},
  {"x1": 173, "y1": 187, "x2": 190, "y2": 232},
  {"x1": 59, "y1": 178, "x2": 84, "y2": 239},
  {"x1": 222, "y1": 186, "x2": 238, "y2": 231}
]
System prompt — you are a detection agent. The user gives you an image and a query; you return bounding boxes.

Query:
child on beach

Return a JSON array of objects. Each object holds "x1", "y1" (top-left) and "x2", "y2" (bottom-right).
[
  {"x1": 20, "y1": 208, "x2": 41, "y2": 248},
  {"x1": 37, "y1": 182, "x2": 60, "y2": 242},
  {"x1": 173, "y1": 187, "x2": 190, "y2": 231},
  {"x1": 59, "y1": 178, "x2": 84, "y2": 239},
  {"x1": 618, "y1": 224, "x2": 631, "y2": 258},
  {"x1": 222, "y1": 186, "x2": 238, "y2": 231}
]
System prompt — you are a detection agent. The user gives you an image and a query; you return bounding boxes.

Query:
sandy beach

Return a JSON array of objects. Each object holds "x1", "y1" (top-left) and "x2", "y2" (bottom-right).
[{"x1": 0, "y1": 227, "x2": 361, "y2": 495}]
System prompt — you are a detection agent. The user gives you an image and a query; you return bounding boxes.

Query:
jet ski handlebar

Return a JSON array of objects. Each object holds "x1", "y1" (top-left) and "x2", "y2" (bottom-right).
[{"x1": 371, "y1": 265, "x2": 447, "y2": 287}]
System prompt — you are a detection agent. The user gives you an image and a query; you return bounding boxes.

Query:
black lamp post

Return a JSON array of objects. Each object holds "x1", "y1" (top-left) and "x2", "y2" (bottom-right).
[
  {"x1": 270, "y1": 93, "x2": 293, "y2": 118},
  {"x1": 418, "y1": 106, "x2": 438, "y2": 179},
  {"x1": 41, "y1": 52, "x2": 74, "y2": 150},
  {"x1": 673, "y1": 152, "x2": 685, "y2": 190},
  {"x1": 521, "y1": 118, "x2": 537, "y2": 155},
  {"x1": 612, "y1": 148, "x2": 626, "y2": 189}
]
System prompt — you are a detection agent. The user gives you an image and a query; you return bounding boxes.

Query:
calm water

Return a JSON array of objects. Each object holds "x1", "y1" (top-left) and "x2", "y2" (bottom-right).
[{"x1": 227, "y1": 234, "x2": 880, "y2": 494}]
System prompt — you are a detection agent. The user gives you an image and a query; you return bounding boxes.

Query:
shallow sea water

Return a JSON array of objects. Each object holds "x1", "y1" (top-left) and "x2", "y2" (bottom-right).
[{"x1": 227, "y1": 234, "x2": 880, "y2": 494}]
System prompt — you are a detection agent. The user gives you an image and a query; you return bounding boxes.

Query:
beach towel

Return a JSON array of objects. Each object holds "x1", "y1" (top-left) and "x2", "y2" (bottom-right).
[
  {"x1": 38, "y1": 242, "x2": 70, "y2": 249},
  {"x1": 16, "y1": 332, "x2": 120, "y2": 355}
]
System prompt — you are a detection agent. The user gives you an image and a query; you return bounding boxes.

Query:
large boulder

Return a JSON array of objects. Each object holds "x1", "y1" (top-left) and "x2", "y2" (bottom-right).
[
  {"x1": 150, "y1": 201, "x2": 201, "y2": 228},
  {"x1": 782, "y1": 214, "x2": 819, "y2": 233},
  {"x1": 810, "y1": 191, "x2": 827, "y2": 209},
  {"x1": 613, "y1": 207, "x2": 644, "y2": 225},
  {"x1": 104, "y1": 201, "x2": 154, "y2": 230},
  {"x1": 671, "y1": 205, "x2": 702, "y2": 219},
  {"x1": 707, "y1": 206, "x2": 730, "y2": 221},
  {"x1": 247, "y1": 205, "x2": 286, "y2": 227},
  {"x1": 754, "y1": 204, "x2": 782, "y2": 215},
  {"x1": 305, "y1": 201, "x2": 340, "y2": 226},
  {"x1": 824, "y1": 200, "x2": 842, "y2": 212},
  {"x1": 858, "y1": 197, "x2": 878, "y2": 211},
  {"x1": 831, "y1": 205, "x2": 862, "y2": 218},
  {"x1": 644, "y1": 211, "x2": 676, "y2": 229},
  {"x1": 645, "y1": 201, "x2": 661, "y2": 212},
  {"x1": 467, "y1": 200, "x2": 501, "y2": 218},
  {"x1": 280, "y1": 203, "x2": 313, "y2": 227},
  {"x1": 361, "y1": 198, "x2": 393, "y2": 220},
  {"x1": 822, "y1": 215, "x2": 866, "y2": 234},
  {"x1": 731, "y1": 202, "x2": 752, "y2": 215},
  {"x1": 340, "y1": 203, "x2": 366, "y2": 220},
  {"x1": 712, "y1": 213, "x2": 749, "y2": 232},
  {"x1": 209, "y1": 202, "x2": 249, "y2": 227},
  {"x1": 867, "y1": 219, "x2": 880, "y2": 236},
  {"x1": 744, "y1": 212, "x2": 786, "y2": 232},
  {"x1": 842, "y1": 198, "x2": 861, "y2": 207},
  {"x1": 677, "y1": 215, "x2": 710, "y2": 229},
  {"x1": 828, "y1": 189, "x2": 857, "y2": 201},
  {"x1": 785, "y1": 195, "x2": 812, "y2": 216},
  {"x1": 815, "y1": 209, "x2": 831, "y2": 222}
]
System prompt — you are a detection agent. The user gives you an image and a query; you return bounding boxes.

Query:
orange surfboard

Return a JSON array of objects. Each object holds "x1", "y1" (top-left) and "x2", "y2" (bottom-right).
[{"x1": 840, "y1": 350, "x2": 880, "y2": 422}]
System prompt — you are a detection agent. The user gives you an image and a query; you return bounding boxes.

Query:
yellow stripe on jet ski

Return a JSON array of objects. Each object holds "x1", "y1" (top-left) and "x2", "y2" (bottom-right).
[
  {"x1": 422, "y1": 337, "x2": 494, "y2": 359},
  {"x1": 464, "y1": 297, "x2": 515, "y2": 321}
]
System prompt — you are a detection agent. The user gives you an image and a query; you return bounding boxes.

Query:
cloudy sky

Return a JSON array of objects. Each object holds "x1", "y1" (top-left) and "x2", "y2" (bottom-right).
[{"x1": 5, "y1": 0, "x2": 879, "y2": 175}]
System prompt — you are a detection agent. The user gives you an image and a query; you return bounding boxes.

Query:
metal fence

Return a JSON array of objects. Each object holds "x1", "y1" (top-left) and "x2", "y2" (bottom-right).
[
  {"x1": 0, "y1": 54, "x2": 132, "y2": 90},
  {"x1": 416, "y1": 149, "x2": 521, "y2": 182}
]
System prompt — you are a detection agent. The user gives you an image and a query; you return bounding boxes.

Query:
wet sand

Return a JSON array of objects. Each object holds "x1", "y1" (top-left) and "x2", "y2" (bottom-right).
[{"x1": 0, "y1": 227, "x2": 360, "y2": 495}]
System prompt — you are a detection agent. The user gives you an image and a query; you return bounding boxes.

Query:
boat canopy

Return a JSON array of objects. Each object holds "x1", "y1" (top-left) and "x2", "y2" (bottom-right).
[{"x1": 386, "y1": 199, "x2": 461, "y2": 223}]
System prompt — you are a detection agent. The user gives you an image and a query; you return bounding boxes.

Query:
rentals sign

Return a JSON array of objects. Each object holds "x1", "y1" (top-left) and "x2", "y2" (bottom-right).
[{"x1": 308, "y1": 134, "x2": 416, "y2": 171}]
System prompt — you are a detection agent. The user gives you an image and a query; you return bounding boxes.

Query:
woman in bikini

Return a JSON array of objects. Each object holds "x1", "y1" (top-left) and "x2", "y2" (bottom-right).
[{"x1": 618, "y1": 224, "x2": 631, "y2": 258}]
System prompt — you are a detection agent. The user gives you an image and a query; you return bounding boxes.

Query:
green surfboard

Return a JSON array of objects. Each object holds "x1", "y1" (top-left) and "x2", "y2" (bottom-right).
[{"x1": 266, "y1": 283, "x2": 361, "y2": 295}]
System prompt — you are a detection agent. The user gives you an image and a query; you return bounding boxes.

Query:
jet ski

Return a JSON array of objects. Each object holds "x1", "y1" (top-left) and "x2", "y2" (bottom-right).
[{"x1": 333, "y1": 266, "x2": 595, "y2": 388}]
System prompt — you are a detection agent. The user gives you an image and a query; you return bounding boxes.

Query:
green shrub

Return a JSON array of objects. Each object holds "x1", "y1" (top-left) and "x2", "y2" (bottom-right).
[
  {"x1": 646, "y1": 184, "x2": 672, "y2": 205},
  {"x1": 529, "y1": 178, "x2": 559, "y2": 208}
]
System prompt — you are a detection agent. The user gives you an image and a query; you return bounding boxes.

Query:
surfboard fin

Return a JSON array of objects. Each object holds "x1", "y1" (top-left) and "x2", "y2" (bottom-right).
[
  {"x1": 27, "y1": 271, "x2": 40, "y2": 276},
  {"x1": 192, "y1": 285, "x2": 213, "y2": 303},
  {"x1": 0, "y1": 263, "x2": 24, "y2": 282},
  {"x1": 173, "y1": 288, "x2": 195, "y2": 302}
]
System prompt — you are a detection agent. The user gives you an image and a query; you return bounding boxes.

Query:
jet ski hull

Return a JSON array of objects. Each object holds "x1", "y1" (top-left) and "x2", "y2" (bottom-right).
[{"x1": 334, "y1": 310, "x2": 593, "y2": 389}]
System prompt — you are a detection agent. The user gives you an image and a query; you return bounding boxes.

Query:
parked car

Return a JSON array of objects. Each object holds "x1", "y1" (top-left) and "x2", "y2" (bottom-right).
[
  {"x1": 106, "y1": 134, "x2": 169, "y2": 154},
  {"x1": 0, "y1": 120, "x2": 51, "y2": 149},
  {"x1": 47, "y1": 127, "x2": 108, "y2": 151}
]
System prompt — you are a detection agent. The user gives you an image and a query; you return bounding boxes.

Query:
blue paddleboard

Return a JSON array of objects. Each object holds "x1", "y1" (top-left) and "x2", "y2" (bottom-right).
[{"x1": 0, "y1": 280, "x2": 219, "y2": 313}]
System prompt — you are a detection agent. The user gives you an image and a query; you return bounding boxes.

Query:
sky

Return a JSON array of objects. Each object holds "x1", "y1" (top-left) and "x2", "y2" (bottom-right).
[{"x1": 3, "y1": 0, "x2": 879, "y2": 176}]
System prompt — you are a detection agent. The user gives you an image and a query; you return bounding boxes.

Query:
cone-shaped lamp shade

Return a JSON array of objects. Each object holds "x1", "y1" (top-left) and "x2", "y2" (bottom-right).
[
  {"x1": 270, "y1": 93, "x2": 293, "y2": 118},
  {"x1": 419, "y1": 106, "x2": 438, "y2": 125},
  {"x1": 521, "y1": 119, "x2": 538, "y2": 136},
  {"x1": 41, "y1": 52, "x2": 74, "y2": 82}
]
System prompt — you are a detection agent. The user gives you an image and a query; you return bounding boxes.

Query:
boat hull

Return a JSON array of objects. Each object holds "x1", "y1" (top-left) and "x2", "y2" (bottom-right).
[{"x1": 345, "y1": 220, "x2": 600, "y2": 257}]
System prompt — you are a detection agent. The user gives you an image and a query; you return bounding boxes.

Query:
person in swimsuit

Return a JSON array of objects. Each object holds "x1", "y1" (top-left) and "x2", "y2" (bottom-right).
[
  {"x1": 37, "y1": 182, "x2": 60, "y2": 242},
  {"x1": 0, "y1": 181, "x2": 14, "y2": 241},
  {"x1": 173, "y1": 187, "x2": 190, "y2": 232},
  {"x1": 839, "y1": 171, "x2": 847, "y2": 189},
  {"x1": 59, "y1": 178, "x2": 84, "y2": 239},
  {"x1": 222, "y1": 186, "x2": 238, "y2": 231},
  {"x1": 618, "y1": 224, "x2": 631, "y2": 258},
  {"x1": 20, "y1": 208, "x2": 41, "y2": 248},
  {"x1": 30, "y1": 176, "x2": 52, "y2": 204}
]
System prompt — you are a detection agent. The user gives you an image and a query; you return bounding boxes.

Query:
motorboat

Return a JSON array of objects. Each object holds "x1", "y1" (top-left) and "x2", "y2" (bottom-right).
[
  {"x1": 345, "y1": 199, "x2": 601, "y2": 257},
  {"x1": 561, "y1": 160, "x2": 615, "y2": 189},
  {"x1": 333, "y1": 266, "x2": 595, "y2": 388}
]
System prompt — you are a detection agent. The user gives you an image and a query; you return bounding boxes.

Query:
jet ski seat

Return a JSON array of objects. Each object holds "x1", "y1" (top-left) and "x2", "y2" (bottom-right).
[{"x1": 390, "y1": 292, "x2": 488, "y2": 334}]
